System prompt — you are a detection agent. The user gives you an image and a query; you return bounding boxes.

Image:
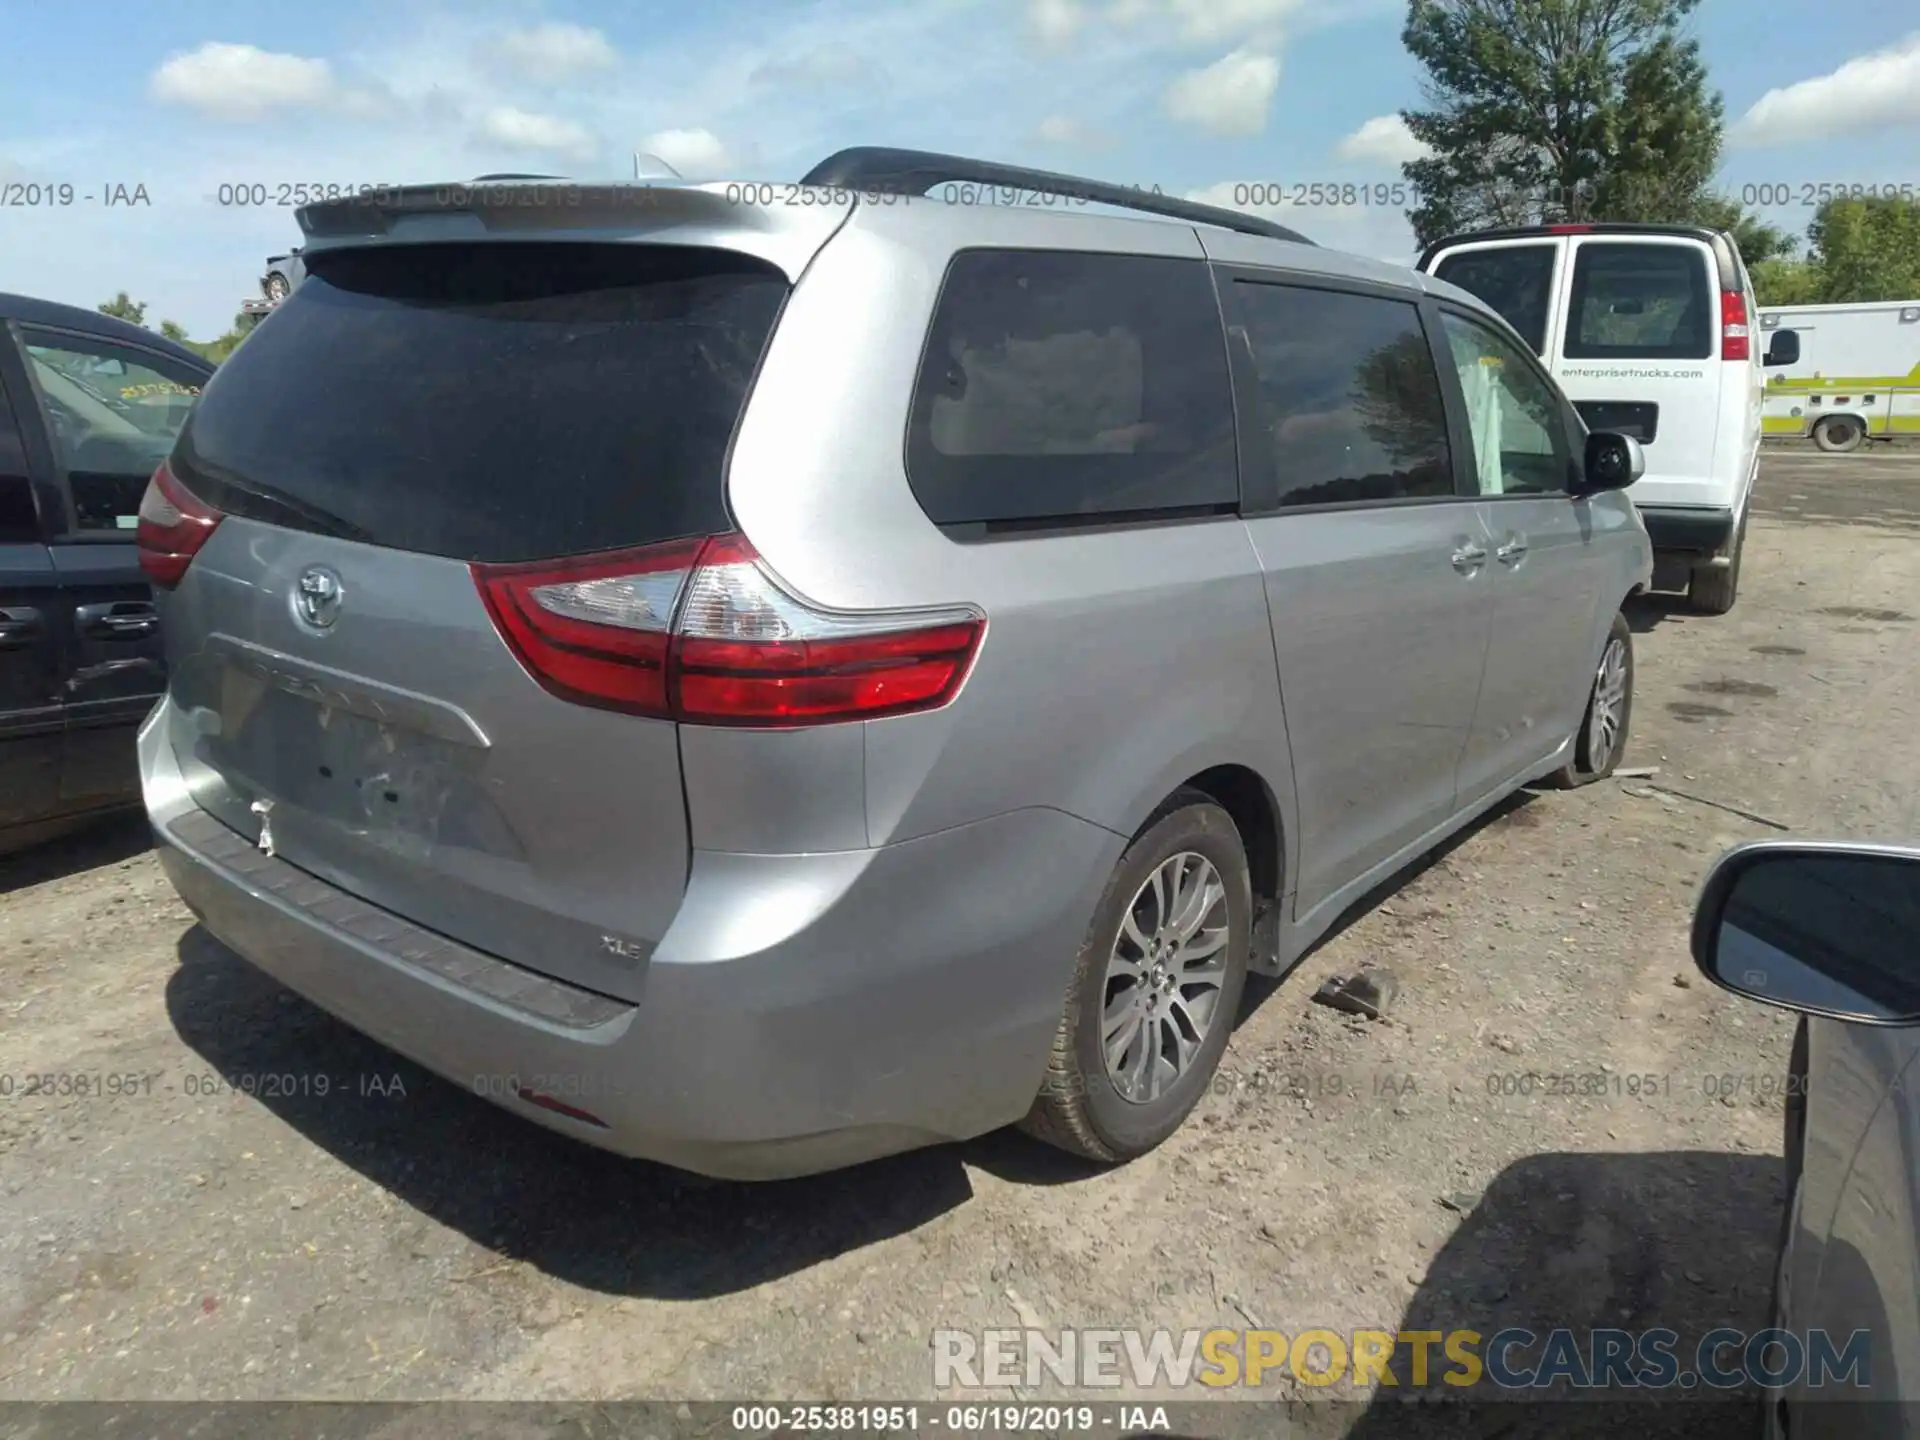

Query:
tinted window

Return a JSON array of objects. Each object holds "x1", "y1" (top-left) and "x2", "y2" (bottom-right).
[
  {"x1": 1233, "y1": 282, "x2": 1453, "y2": 508},
  {"x1": 905, "y1": 250, "x2": 1237, "y2": 526},
  {"x1": 172, "y1": 243, "x2": 788, "y2": 564},
  {"x1": 0, "y1": 371, "x2": 38, "y2": 543},
  {"x1": 1440, "y1": 313, "x2": 1571, "y2": 496},
  {"x1": 1432, "y1": 245, "x2": 1555, "y2": 354},
  {"x1": 19, "y1": 331, "x2": 207, "y2": 532},
  {"x1": 1564, "y1": 242, "x2": 1713, "y2": 360}
]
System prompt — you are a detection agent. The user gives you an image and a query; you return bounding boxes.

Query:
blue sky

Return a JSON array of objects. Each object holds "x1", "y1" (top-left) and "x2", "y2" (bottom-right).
[{"x1": 3, "y1": 0, "x2": 1918, "y2": 338}]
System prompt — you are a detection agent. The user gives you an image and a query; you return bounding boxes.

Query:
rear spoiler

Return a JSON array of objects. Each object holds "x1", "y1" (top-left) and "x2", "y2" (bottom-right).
[{"x1": 294, "y1": 181, "x2": 855, "y2": 282}]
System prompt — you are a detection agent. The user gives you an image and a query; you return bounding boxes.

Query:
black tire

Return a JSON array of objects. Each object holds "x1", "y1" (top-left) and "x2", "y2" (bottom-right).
[
  {"x1": 1689, "y1": 508, "x2": 1746, "y2": 615},
  {"x1": 264, "y1": 272, "x2": 291, "y2": 302},
  {"x1": 1543, "y1": 612, "x2": 1633, "y2": 789},
  {"x1": 1812, "y1": 415, "x2": 1864, "y2": 454},
  {"x1": 1021, "y1": 790, "x2": 1252, "y2": 1162}
]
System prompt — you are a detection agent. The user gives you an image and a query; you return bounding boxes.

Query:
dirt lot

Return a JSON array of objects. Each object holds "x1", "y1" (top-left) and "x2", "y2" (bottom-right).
[{"x1": 3, "y1": 448, "x2": 1917, "y2": 1428}]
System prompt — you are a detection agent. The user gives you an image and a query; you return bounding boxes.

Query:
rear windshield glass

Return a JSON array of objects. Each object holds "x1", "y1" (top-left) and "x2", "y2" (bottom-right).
[
  {"x1": 904, "y1": 250, "x2": 1238, "y2": 527},
  {"x1": 170, "y1": 243, "x2": 788, "y2": 563},
  {"x1": 1564, "y1": 242, "x2": 1713, "y2": 361},
  {"x1": 1431, "y1": 245, "x2": 1554, "y2": 355}
]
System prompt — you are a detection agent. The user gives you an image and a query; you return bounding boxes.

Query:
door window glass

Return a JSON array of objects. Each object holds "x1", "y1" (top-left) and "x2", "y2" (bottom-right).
[
  {"x1": 1233, "y1": 281, "x2": 1454, "y2": 508},
  {"x1": 1439, "y1": 313, "x2": 1571, "y2": 496},
  {"x1": 1563, "y1": 242, "x2": 1713, "y2": 360},
  {"x1": 19, "y1": 332, "x2": 207, "y2": 532}
]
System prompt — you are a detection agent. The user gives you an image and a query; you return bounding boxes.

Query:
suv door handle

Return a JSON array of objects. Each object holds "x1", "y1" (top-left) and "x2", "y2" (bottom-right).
[
  {"x1": 76, "y1": 601, "x2": 159, "y2": 639},
  {"x1": 0, "y1": 605, "x2": 44, "y2": 649},
  {"x1": 1451, "y1": 544, "x2": 1488, "y2": 573},
  {"x1": 1496, "y1": 535, "x2": 1529, "y2": 565}
]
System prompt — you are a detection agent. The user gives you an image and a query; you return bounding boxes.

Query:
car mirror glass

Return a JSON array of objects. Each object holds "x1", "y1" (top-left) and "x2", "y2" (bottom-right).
[{"x1": 1699, "y1": 850, "x2": 1920, "y2": 1022}]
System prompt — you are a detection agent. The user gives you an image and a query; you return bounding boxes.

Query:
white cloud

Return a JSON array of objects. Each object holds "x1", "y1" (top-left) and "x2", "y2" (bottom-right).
[
  {"x1": 492, "y1": 23, "x2": 619, "y2": 84},
  {"x1": 641, "y1": 128, "x2": 733, "y2": 177},
  {"x1": 478, "y1": 106, "x2": 596, "y2": 159},
  {"x1": 1730, "y1": 32, "x2": 1920, "y2": 147},
  {"x1": 1163, "y1": 0, "x2": 1300, "y2": 44},
  {"x1": 1035, "y1": 114, "x2": 1113, "y2": 148},
  {"x1": 149, "y1": 42, "x2": 338, "y2": 119},
  {"x1": 1029, "y1": 0, "x2": 1087, "y2": 45},
  {"x1": 1163, "y1": 48, "x2": 1279, "y2": 136},
  {"x1": 1032, "y1": 0, "x2": 1308, "y2": 47},
  {"x1": 1336, "y1": 113, "x2": 1428, "y2": 166}
]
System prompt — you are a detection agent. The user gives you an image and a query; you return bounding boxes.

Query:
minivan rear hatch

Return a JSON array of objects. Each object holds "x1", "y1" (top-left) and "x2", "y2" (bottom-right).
[{"x1": 155, "y1": 238, "x2": 792, "y2": 1000}]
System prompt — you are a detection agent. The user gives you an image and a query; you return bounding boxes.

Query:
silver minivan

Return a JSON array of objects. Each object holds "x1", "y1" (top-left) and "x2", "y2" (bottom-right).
[{"x1": 138, "y1": 148, "x2": 1653, "y2": 1178}]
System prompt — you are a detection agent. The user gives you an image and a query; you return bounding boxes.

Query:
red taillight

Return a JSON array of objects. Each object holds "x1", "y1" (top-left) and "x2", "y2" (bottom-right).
[
  {"x1": 1720, "y1": 289, "x2": 1751, "y2": 361},
  {"x1": 136, "y1": 461, "x2": 223, "y2": 588},
  {"x1": 472, "y1": 538, "x2": 706, "y2": 718},
  {"x1": 471, "y1": 534, "x2": 985, "y2": 727},
  {"x1": 1546, "y1": 223, "x2": 1593, "y2": 233}
]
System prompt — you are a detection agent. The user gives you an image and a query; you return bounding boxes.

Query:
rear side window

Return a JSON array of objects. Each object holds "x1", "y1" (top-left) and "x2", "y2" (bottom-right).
[
  {"x1": 905, "y1": 250, "x2": 1238, "y2": 526},
  {"x1": 1563, "y1": 242, "x2": 1713, "y2": 360},
  {"x1": 1232, "y1": 282, "x2": 1454, "y2": 508},
  {"x1": 171, "y1": 243, "x2": 788, "y2": 564},
  {"x1": 1431, "y1": 245, "x2": 1555, "y2": 355}
]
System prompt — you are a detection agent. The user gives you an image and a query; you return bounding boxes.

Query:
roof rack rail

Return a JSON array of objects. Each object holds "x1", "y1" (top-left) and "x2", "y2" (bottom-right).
[{"x1": 800, "y1": 146, "x2": 1314, "y2": 246}]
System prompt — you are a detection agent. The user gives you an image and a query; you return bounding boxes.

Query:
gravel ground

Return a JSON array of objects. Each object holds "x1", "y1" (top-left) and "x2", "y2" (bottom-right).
[{"x1": 2, "y1": 448, "x2": 1917, "y2": 1433}]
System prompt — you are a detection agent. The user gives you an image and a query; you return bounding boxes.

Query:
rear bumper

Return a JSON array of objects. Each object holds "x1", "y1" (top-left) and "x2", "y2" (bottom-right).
[
  {"x1": 1636, "y1": 504, "x2": 1734, "y2": 556},
  {"x1": 140, "y1": 700, "x2": 1120, "y2": 1179}
]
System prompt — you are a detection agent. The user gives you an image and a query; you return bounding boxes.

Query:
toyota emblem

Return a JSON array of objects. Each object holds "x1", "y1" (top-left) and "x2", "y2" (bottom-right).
[{"x1": 294, "y1": 566, "x2": 344, "y2": 629}]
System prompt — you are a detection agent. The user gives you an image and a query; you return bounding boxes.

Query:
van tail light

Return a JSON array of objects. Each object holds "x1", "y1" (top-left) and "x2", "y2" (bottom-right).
[
  {"x1": 1546, "y1": 223, "x2": 1593, "y2": 233},
  {"x1": 137, "y1": 461, "x2": 224, "y2": 588},
  {"x1": 1720, "y1": 289, "x2": 1751, "y2": 361},
  {"x1": 472, "y1": 534, "x2": 985, "y2": 726}
]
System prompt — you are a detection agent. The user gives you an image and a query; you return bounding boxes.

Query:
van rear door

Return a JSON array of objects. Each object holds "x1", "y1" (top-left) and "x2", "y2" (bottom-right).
[{"x1": 1552, "y1": 235, "x2": 1725, "y2": 508}]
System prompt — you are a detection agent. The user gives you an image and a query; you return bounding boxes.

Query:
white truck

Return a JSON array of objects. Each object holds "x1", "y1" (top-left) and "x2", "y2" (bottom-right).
[{"x1": 1758, "y1": 298, "x2": 1920, "y2": 452}]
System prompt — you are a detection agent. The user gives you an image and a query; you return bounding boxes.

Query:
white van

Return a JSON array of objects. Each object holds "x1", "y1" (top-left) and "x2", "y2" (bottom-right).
[{"x1": 1418, "y1": 223, "x2": 1796, "y2": 614}]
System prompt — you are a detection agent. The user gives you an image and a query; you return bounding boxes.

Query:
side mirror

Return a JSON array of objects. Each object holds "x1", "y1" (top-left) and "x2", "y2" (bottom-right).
[
  {"x1": 1693, "y1": 842, "x2": 1920, "y2": 1023},
  {"x1": 1765, "y1": 329, "x2": 1800, "y2": 367},
  {"x1": 1575, "y1": 431, "x2": 1644, "y2": 496}
]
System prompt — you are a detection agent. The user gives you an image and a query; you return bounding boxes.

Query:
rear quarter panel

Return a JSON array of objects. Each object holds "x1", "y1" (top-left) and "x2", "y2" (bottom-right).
[{"x1": 722, "y1": 202, "x2": 1299, "y2": 861}]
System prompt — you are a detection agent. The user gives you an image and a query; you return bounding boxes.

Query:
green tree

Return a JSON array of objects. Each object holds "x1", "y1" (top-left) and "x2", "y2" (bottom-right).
[
  {"x1": 97, "y1": 292, "x2": 148, "y2": 327},
  {"x1": 182, "y1": 310, "x2": 264, "y2": 366},
  {"x1": 1750, "y1": 258, "x2": 1823, "y2": 307},
  {"x1": 1691, "y1": 194, "x2": 1797, "y2": 266},
  {"x1": 1805, "y1": 196, "x2": 1920, "y2": 303},
  {"x1": 1400, "y1": 0, "x2": 1765, "y2": 247},
  {"x1": 159, "y1": 319, "x2": 188, "y2": 342}
]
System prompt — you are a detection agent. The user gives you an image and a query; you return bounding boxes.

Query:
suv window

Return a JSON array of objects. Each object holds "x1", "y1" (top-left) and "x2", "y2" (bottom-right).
[
  {"x1": 1564, "y1": 241, "x2": 1713, "y2": 360},
  {"x1": 1439, "y1": 312, "x2": 1571, "y2": 496},
  {"x1": 904, "y1": 250, "x2": 1238, "y2": 526},
  {"x1": 1431, "y1": 245, "x2": 1555, "y2": 355},
  {"x1": 18, "y1": 331, "x2": 206, "y2": 533},
  {"x1": 0, "y1": 371, "x2": 38, "y2": 544},
  {"x1": 1232, "y1": 281, "x2": 1454, "y2": 508},
  {"x1": 172, "y1": 243, "x2": 789, "y2": 564}
]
